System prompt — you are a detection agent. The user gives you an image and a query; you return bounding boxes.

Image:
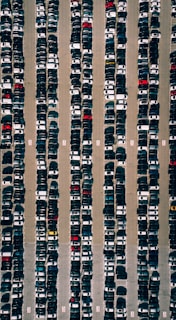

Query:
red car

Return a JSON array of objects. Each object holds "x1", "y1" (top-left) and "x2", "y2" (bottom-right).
[
  {"x1": 83, "y1": 115, "x2": 92, "y2": 120},
  {"x1": 82, "y1": 22, "x2": 92, "y2": 28},
  {"x1": 170, "y1": 160, "x2": 176, "y2": 166},
  {"x1": 2, "y1": 256, "x2": 11, "y2": 262},
  {"x1": 82, "y1": 190, "x2": 91, "y2": 195},
  {"x1": 70, "y1": 235, "x2": 79, "y2": 241},
  {"x1": 70, "y1": 185, "x2": 80, "y2": 191},
  {"x1": 14, "y1": 83, "x2": 23, "y2": 89},
  {"x1": 105, "y1": 2, "x2": 115, "y2": 9},
  {"x1": 171, "y1": 64, "x2": 176, "y2": 70},
  {"x1": 138, "y1": 79, "x2": 148, "y2": 85},
  {"x1": 48, "y1": 217, "x2": 58, "y2": 222},
  {"x1": 71, "y1": 246, "x2": 80, "y2": 252},
  {"x1": 170, "y1": 90, "x2": 176, "y2": 96},
  {"x1": 2, "y1": 93, "x2": 11, "y2": 99},
  {"x1": 2, "y1": 124, "x2": 12, "y2": 131}
]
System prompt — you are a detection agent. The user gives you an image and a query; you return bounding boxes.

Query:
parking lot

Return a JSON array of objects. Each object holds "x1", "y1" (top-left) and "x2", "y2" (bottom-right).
[{"x1": 0, "y1": 0, "x2": 175, "y2": 319}]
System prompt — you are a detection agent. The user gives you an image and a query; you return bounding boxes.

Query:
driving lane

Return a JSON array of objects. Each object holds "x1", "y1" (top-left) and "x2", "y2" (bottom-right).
[
  {"x1": 126, "y1": 0, "x2": 138, "y2": 317},
  {"x1": 92, "y1": 0, "x2": 105, "y2": 318},
  {"x1": 158, "y1": 0, "x2": 172, "y2": 316},
  {"x1": 58, "y1": 0, "x2": 71, "y2": 319},
  {"x1": 23, "y1": 0, "x2": 36, "y2": 318}
]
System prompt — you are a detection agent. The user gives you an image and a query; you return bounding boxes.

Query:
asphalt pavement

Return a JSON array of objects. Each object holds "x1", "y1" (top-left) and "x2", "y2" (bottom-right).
[
  {"x1": 126, "y1": 0, "x2": 139, "y2": 317},
  {"x1": 58, "y1": 0, "x2": 71, "y2": 318},
  {"x1": 22, "y1": 0, "x2": 36, "y2": 318},
  {"x1": 158, "y1": 0, "x2": 171, "y2": 317},
  {"x1": 92, "y1": 0, "x2": 105, "y2": 318}
]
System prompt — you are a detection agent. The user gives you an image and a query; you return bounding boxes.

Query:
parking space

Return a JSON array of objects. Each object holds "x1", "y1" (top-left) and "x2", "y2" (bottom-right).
[{"x1": 0, "y1": 0, "x2": 174, "y2": 319}]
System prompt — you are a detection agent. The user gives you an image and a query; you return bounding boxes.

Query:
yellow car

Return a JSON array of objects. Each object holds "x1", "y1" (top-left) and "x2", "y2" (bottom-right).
[
  {"x1": 170, "y1": 205, "x2": 176, "y2": 211},
  {"x1": 105, "y1": 60, "x2": 115, "y2": 65},
  {"x1": 48, "y1": 231, "x2": 58, "y2": 236}
]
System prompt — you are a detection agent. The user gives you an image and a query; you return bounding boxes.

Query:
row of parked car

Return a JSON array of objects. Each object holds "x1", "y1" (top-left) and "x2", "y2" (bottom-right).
[
  {"x1": 169, "y1": 1, "x2": 176, "y2": 318},
  {"x1": 69, "y1": 0, "x2": 93, "y2": 319},
  {"x1": 137, "y1": 0, "x2": 161, "y2": 319},
  {"x1": 0, "y1": 0, "x2": 25, "y2": 319},
  {"x1": 103, "y1": 1, "x2": 128, "y2": 320},
  {"x1": 34, "y1": 0, "x2": 59, "y2": 319}
]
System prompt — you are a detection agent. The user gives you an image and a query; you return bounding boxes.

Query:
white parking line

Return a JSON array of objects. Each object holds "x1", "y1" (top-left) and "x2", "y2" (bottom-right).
[
  {"x1": 28, "y1": 139, "x2": 32, "y2": 146},
  {"x1": 27, "y1": 307, "x2": 31, "y2": 313},
  {"x1": 162, "y1": 139, "x2": 166, "y2": 146},
  {"x1": 163, "y1": 311, "x2": 167, "y2": 318},
  {"x1": 96, "y1": 306, "x2": 100, "y2": 312},
  {"x1": 130, "y1": 139, "x2": 134, "y2": 146},
  {"x1": 130, "y1": 311, "x2": 134, "y2": 318},
  {"x1": 62, "y1": 139, "x2": 66, "y2": 146},
  {"x1": 96, "y1": 140, "x2": 100, "y2": 146},
  {"x1": 62, "y1": 306, "x2": 66, "y2": 313}
]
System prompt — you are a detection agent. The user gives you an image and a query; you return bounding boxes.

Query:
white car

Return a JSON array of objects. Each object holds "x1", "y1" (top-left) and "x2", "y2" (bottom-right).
[
  {"x1": 104, "y1": 79, "x2": 115, "y2": 86},
  {"x1": 82, "y1": 78, "x2": 93, "y2": 84},
  {"x1": 47, "y1": 63, "x2": 58, "y2": 69},
  {"x1": 48, "y1": 57, "x2": 59, "y2": 64},
  {"x1": 172, "y1": 6, "x2": 176, "y2": 16},
  {"x1": 82, "y1": 16, "x2": 92, "y2": 23},
  {"x1": 105, "y1": 28, "x2": 115, "y2": 35},
  {"x1": 116, "y1": 102, "x2": 127, "y2": 110},
  {"x1": 118, "y1": 1, "x2": 127, "y2": 6},
  {"x1": 1, "y1": 9, "x2": 11, "y2": 17},
  {"x1": 71, "y1": 109, "x2": 81, "y2": 116},
  {"x1": 71, "y1": 11, "x2": 80, "y2": 18},
  {"x1": 117, "y1": 64, "x2": 126, "y2": 70},
  {"x1": 2, "y1": 177, "x2": 12, "y2": 185},
  {"x1": 150, "y1": 30, "x2": 161, "y2": 39},
  {"x1": 105, "y1": 32, "x2": 114, "y2": 39},
  {"x1": 70, "y1": 42, "x2": 80, "y2": 49},
  {"x1": 149, "y1": 114, "x2": 159, "y2": 120},
  {"x1": 82, "y1": 94, "x2": 92, "y2": 100},
  {"x1": 150, "y1": 4, "x2": 161, "y2": 13},
  {"x1": 138, "y1": 38, "x2": 148, "y2": 44},
  {"x1": 106, "y1": 11, "x2": 116, "y2": 18},
  {"x1": 36, "y1": 63, "x2": 46, "y2": 69},
  {"x1": 172, "y1": 32, "x2": 176, "y2": 42},
  {"x1": 83, "y1": 140, "x2": 92, "y2": 146},
  {"x1": 36, "y1": 119, "x2": 46, "y2": 125},
  {"x1": 150, "y1": 0, "x2": 161, "y2": 7},
  {"x1": 118, "y1": 5, "x2": 127, "y2": 13},
  {"x1": 149, "y1": 79, "x2": 159, "y2": 85},
  {"x1": 117, "y1": 136, "x2": 126, "y2": 144},
  {"x1": 47, "y1": 314, "x2": 57, "y2": 319},
  {"x1": 70, "y1": 195, "x2": 80, "y2": 201},
  {"x1": 105, "y1": 94, "x2": 115, "y2": 100}
]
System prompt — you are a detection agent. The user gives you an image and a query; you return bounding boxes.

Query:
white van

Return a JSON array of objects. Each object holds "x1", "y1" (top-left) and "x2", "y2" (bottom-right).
[
  {"x1": 137, "y1": 191, "x2": 149, "y2": 196},
  {"x1": 116, "y1": 102, "x2": 127, "y2": 110},
  {"x1": 70, "y1": 43, "x2": 80, "y2": 49},
  {"x1": 47, "y1": 63, "x2": 58, "y2": 69},
  {"x1": 1, "y1": 82, "x2": 12, "y2": 89},
  {"x1": 116, "y1": 93, "x2": 127, "y2": 100},
  {"x1": 70, "y1": 155, "x2": 80, "y2": 161}
]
